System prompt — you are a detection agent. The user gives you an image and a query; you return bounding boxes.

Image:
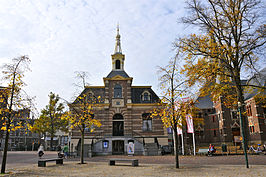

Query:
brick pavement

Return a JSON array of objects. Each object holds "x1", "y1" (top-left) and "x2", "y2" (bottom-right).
[
  {"x1": 1, "y1": 152, "x2": 266, "y2": 176},
  {"x1": 4, "y1": 161, "x2": 266, "y2": 177},
  {"x1": 70, "y1": 154, "x2": 266, "y2": 165}
]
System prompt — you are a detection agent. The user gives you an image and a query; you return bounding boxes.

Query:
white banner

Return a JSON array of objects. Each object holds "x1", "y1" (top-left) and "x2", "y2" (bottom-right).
[
  {"x1": 186, "y1": 114, "x2": 194, "y2": 133},
  {"x1": 177, "y1": 118, "x2": 183, "y2": 135}
]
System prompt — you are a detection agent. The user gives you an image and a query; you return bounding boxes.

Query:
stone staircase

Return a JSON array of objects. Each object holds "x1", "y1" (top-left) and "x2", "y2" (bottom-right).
[{"x1": 144, "y1": 143, "x2": 160, "y2": 156}]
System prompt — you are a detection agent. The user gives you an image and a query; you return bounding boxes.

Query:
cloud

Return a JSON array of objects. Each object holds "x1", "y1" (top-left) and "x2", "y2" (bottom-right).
[{"x1": 0, "y1": 0, "x2": 187, "y2": 112}]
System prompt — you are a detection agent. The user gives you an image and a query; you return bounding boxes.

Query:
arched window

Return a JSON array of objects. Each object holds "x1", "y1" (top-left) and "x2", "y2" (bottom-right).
[
  {"x1": 144, "y1": 93, "x2": 149, "y2": 101},
  {"x1": 113, "y1": 114, "x2": 124, "y2": 136},
  {"x1": 113, "y1": 114, "x2": 123, "y2": 120},
  {"x1": 86, "y1": 92, "x2": 94, "y2": 102},
  {"x1": 141, "y1": 91, "x2": 151, "y2": 102},
  {"x1": 115, "y1": 60, "x2": 121, "y2": 69},
  {"x1": 114, "y1": 84, "x2": 122, "y2": 98}
]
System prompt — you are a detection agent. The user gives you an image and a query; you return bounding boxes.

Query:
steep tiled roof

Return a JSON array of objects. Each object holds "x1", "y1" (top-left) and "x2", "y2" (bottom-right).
[
  {"x1": 195, "y1": 95, "x2": 213, "y2": 109},
  {"x1": 131, "y1": 87, "x2": 160, "y2": 103},
  {"x1": 106, "y1": 71, "x2": 130, "y2": 78},
  {"x1": 72, "y1": 87, "x2": 105, "y2": 104},
  {"x1": 244, "y1": 68, "x2": 266, "y2": 100}
]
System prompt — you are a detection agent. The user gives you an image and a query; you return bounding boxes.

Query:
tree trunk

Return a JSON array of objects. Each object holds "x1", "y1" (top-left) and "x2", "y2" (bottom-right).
[
  {"x1": 38, "y1": 134, "x2": 42, "y2": 147},
  {"x1": 235, "y1": 73, "x2": 249, "y2": 145},
  {"x1": 1, "y1": 124, "x2": 10, "y2": 174},
  {"x1": 173, "y1": 128, "x2": 179, "y2": 168},
  {"x1": 81, "y1": 131, "x2": 84, "y2": 164},
  {"x1": 50, "y1": 136, "x2": 53, "y2": 150},
  {"x1": 234, "y1": 72, "x2": 249, "y2": 168}
]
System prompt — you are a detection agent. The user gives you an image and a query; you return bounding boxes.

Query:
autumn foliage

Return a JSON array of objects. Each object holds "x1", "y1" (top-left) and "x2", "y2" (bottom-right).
[
  {"x1": 64, "y1": 93, "x2": 102, "y2": 164},
  {"x1": 0, "y1": 56, "x2": 31, "y2": 173}
]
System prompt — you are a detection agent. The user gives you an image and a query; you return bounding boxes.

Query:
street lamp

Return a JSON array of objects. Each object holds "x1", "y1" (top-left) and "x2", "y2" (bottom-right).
[{"x1": 238, "y1": 102, "x2": 249, "y2": 168}]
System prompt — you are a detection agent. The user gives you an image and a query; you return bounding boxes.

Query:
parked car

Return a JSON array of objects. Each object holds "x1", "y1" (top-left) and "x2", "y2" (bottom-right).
[{"x1": 161, "y1": 145, "x2": 173, "y2": 155}]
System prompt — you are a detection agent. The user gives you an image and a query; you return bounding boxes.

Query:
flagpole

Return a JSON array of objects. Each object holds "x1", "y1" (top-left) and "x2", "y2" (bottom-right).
[
  {"x1": 181, "y1": 133, "x2": 184, "y2": 155},
  {"x1": 192, "y1": 132, "x2": 196, "y2": 156}
]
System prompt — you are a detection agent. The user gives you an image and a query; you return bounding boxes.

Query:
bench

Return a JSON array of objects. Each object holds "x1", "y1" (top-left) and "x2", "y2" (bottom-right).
[
  {"x1": 109, "y1": 158, "x2": 138, "y2": 167},
  {"x1": 196, "y1": 149, "x2": 209, "y2": 155},
  {"x1": 38, "y1": 158, "x2": 63, "y2": 167}
]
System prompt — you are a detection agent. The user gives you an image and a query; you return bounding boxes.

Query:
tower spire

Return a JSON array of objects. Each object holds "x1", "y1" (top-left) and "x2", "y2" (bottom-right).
[{"x1": 114, "y1": 24, "x2": 122, "y2": 54}]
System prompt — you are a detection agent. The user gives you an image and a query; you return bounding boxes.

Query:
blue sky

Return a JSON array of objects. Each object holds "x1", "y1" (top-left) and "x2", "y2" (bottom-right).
[{"x1": 0, "y1": 0, "x2": 191, "y2": 113}]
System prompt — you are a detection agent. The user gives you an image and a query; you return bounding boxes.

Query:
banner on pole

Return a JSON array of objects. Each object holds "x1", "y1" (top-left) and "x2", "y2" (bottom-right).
[
  {"x1": 177, "y1": 126, "x2": 182, "y2": 135},
  {"x1": 177, "y1": 119, "x2": 183, "y2": 135},
  {"x1": 186, "y1": 114, "x2": 194, "y2": 133},
  {"x1": 167, "y1": 127, "x2": 172, "y2": 134}
]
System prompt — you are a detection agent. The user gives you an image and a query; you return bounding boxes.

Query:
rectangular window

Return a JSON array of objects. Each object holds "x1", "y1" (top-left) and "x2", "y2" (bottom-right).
[
  {"x1": 143, "y1": 119, "x2": 152, "y2": 131},
  {"x1": 249, "y1": 126, "x2": 255, "y2": 133},
  {"x1": 212, "y1": 116, "x2": 215, "y2": 122},
  {"x1": 246, "y1": 105, "x2": 252, "y2": 116},
  {"x1": 214, "y1": 130, "x2": 217, "y2": 137}
]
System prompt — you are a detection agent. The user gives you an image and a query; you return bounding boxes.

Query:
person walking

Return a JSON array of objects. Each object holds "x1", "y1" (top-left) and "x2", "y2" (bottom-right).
[
  {"x1": 262, "y1": 144, "x2": 266, "y2": 155},
  {"x1": 63, "y1": 144, "x2": 69, "y2": 159}
]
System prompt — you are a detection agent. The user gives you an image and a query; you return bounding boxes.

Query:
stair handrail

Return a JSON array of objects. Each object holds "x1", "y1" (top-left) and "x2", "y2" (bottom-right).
[{"x1": 132, "y1": 130, "x2": 145, "y2": 145}]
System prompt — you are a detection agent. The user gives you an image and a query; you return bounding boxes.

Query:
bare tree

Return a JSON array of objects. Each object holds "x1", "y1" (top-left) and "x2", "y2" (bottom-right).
[{"x1": 152, "y1": 53, "x2": 198, "y2": 168}]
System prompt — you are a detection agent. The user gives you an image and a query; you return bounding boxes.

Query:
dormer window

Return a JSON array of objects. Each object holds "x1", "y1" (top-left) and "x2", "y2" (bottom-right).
[
  {"x1": 144, "y1": 93, "x2": 149, "y2": 101},
  {"x1": 115, "y1": 60, "x2": 121, "y2": 69},
  {"x1": 114, "y1": 84, "x2": 122, "y2": 98},
  {"x1": 141, "y1": 91, "x2": 151, "y2": 102},
  {"x1": 86, "y1": 92, "x2": 94, "y2": 103}
]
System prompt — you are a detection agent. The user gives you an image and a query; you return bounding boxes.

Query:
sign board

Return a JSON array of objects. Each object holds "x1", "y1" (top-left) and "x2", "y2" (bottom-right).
[
  {"x1": 103, "y1": 141, "x2": 108, "y2": 148},
  {"x1": 127, "y1": 142, "x2": 134, "y2": 155}
]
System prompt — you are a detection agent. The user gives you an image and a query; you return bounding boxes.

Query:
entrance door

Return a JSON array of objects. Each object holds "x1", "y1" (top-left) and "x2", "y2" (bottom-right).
[
  {"x1": 232, "y1": 128, "x2": 240, "y2": 136},
  {"x1": 113, "y1": 121, "x2": 124, "y2": 136},
  {"x1": 112, "y1": 140, "x2": 124, "y2": 155}
]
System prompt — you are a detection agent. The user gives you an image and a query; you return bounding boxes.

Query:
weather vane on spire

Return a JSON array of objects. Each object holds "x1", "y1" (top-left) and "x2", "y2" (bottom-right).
[{"x1": 114, "y1": 23, "x2": 122, "y2": 54}]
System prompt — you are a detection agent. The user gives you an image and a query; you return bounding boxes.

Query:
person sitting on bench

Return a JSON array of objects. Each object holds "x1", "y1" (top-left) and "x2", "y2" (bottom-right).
[
  {"x1": 208, "y1": 144, "x2": 216, "y2": 156},
  {"x1": 38, "y1": 144, "x2": 44, "y2": 158}
]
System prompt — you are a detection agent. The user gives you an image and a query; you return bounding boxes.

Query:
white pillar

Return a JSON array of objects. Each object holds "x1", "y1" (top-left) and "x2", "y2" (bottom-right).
[
  {"x1": 181, "y1": 133, "x2": 184, "y2": 155},
  {"x1": 192, "y1": 132, "x2": 196, "y2": 156}
]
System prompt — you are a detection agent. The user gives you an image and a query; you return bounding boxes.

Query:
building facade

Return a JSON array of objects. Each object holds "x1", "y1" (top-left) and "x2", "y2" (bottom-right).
[
  {"x1": 70, "y1": 27, "x2": 168, "y2": 156},
  {"x1": 195, "y1": 69, "x2": 266, "y2": 146},
  {"x1": 0, "y1": 87, "x2": 39, "y2": 151}
]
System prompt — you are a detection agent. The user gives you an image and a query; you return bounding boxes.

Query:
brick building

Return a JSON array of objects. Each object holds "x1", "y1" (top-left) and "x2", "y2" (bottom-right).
[
  {"x1": 195, "y1": 69, "x2": 266, "y2": 146},
  {"x1": 7, "y1": 109, "x2": 39, "y2": 151},
  {"x1": 0, "y1": 87, "x2": 39, "y2": 151},
  {"x1": 70, "y1": 27, "x2": 168, "y2": 156}
]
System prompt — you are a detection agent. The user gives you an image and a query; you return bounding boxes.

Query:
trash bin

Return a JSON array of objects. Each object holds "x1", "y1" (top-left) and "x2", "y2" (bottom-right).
[{"x1": 222, "y1": 144, "x2": 227, "y2": 152}]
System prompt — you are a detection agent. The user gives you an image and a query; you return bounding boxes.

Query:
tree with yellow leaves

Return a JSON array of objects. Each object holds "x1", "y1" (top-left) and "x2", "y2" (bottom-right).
[
  {"x1": 176, "y1": 0, "x2": 266, "y2": 168},
  {"x1": 0, "y1": 56, "x2": 31, "y2": 174},
  {"x1": 30, "y1": 114, "x2": 48, "y2": 146},
  {"x1": 65, "y1": 93, "x2": 102, "y2": 164},
  {"x1": 31, "y1": 92, "x2": 68, "y2": 150},
  {"x1": 152, "y1": 54, "x2": 198, "y2": 168}
]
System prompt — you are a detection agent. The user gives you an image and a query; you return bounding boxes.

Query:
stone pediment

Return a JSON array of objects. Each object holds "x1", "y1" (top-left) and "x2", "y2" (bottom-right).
[
  {"x1": 111, "y1": 75, "x2": 126, "y2": 80},
  {"x1": 231, "y1": 122, "x2": 240, "y2": 128}
]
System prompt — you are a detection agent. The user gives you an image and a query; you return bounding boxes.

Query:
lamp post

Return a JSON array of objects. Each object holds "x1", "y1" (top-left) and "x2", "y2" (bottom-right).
[{"x1": 238, "y1": 102, "x2": 249, "y2": 168}]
